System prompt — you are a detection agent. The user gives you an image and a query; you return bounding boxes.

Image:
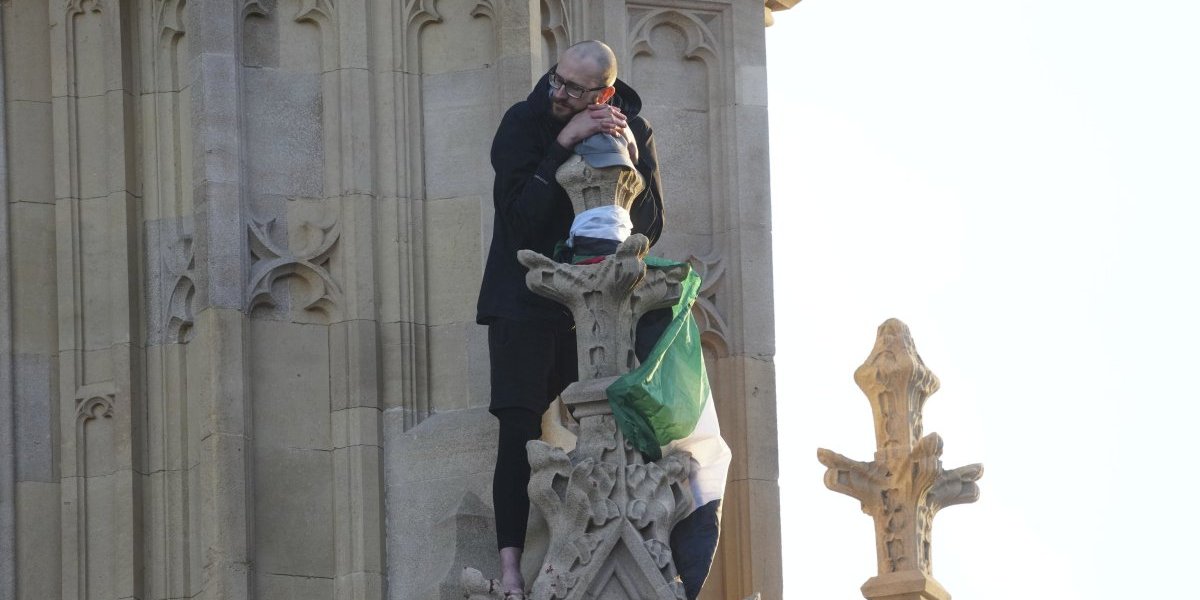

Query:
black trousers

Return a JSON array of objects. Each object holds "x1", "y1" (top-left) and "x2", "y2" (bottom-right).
[
  {"x1": 488, "y1": 309, "x2": 672, "y2": 550},
  {"x1": 488, "y1": 318, "x2": 577, "y2": 549}
]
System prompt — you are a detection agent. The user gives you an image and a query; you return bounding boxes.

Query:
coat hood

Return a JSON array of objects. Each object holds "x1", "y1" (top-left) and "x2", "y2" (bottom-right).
[{"x1": 527, "y1": 70, "x2": 645, "y2": 120}]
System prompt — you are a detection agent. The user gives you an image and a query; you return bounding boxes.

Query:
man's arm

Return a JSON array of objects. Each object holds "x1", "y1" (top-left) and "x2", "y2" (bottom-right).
[
  {"x1": 491, "y1": 108, "x2": 573, "y2": 249},
  {"x1": 493, "y1": 104, "x2": 639, "y2": 249},
  {"x1": 629, "y1": 119, "x2": 665, "y2": 246}
]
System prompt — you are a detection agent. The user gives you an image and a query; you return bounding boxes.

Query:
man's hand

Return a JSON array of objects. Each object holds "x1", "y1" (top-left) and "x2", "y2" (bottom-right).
[{"x1": 556, "y1": 103, "x2": 627, "y2": 148}]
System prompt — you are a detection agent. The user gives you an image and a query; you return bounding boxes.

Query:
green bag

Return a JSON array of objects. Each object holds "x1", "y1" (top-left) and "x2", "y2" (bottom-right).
[{"x1": 606, "y1": 257, "x2": 708, "y2": 461}]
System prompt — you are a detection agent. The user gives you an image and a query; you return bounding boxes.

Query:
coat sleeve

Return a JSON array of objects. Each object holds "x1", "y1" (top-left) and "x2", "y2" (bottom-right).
[
  {"x1": 629, "y1": 118, "x2": 665, "y2": 247},
  {"x1": 490, "y1": 107, "x2": 572, "y2": 249}
]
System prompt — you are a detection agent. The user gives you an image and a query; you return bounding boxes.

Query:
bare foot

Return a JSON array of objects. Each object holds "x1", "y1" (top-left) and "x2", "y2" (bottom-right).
[{"x1": 498, "y1": 546, "x2": 525, "y2": 594}]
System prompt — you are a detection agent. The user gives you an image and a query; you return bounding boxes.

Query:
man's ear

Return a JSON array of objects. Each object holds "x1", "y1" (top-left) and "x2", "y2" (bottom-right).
[{"x1": 597, "y1": 86, "x2": 616, "y2": 104}]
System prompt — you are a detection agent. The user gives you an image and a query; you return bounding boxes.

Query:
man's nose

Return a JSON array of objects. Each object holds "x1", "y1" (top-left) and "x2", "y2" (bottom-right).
[{"x1": 551, "y1": 85, "x2": 568, "y2": 100}]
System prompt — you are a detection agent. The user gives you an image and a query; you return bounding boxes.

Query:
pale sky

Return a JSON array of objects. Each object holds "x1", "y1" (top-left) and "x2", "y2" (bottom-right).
[{"x1": 766, "y1": 1, "x2": 1200, "y2": 598}]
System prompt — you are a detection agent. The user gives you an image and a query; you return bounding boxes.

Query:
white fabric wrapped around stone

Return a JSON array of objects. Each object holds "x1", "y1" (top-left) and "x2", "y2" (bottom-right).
[{"x1": 567, "y1": 205, "x2": 633, "y2": 248}]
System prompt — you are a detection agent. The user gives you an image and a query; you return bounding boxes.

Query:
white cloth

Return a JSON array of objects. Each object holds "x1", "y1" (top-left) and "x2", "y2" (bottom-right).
[
  {"x1": 567, "y1": 205, "x2": 632, "y2": 248},
  {"x1": 662, "y1": 391, "x2": 732, "y2": 508}
]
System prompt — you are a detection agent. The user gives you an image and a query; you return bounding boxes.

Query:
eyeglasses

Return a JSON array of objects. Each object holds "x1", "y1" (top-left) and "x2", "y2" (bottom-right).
[{"x1": 547, "y1": 66, "x2": 608, "y2": 99}]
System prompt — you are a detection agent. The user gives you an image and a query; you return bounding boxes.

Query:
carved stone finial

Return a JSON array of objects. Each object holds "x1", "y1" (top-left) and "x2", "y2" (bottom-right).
[
  {"x1": 464, "y1": 131, "x2": 696, "y2": 599},
  {"x1": 517, "y1": 236, "x2": 688, "y2": 381},
  {"x1": 817, "y1": 319, "x2": 983, "y2": 600},
  {"x1": 511, "y1": 237, "x2": 694, "y2": 598},
  {"x1": 506, "y1": 151, "x2": 694, "y2": 598},
  {"x1": 555, "y1": 154, "x2": 645, "y2": 215}
]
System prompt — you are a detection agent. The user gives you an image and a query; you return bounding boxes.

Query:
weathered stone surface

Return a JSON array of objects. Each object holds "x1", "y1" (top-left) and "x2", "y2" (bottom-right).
[
  {"x1": 861, "y1": 571, "x2": 951, "y2": 600},
  {"x1": 15, "y1": 481, "x2": 61, "y2": 600},
  {"x1": 257, "y1": 572, "x2": 335, "y2": 600},
  {"x1": 254, "y1": 445, "x2": 336, "y2": 580},
  {"x1": 5, "y1": 101, "x2": 54, "y2": 204},
  {"x1": 421, "y1": 71, "x2": 498, "y2": 201},
  {"x1": 14, "y1": 354, "x2": 54, "y2": 482},
  {"x1": 328, "y1": 319, "x2": 378, "y2": 411},
  {"x1": 3, "y1": 2, "x2": 783, "y2": 599},
  {"x1": 244, "y1": 69, "x2": 323, "y2": 198},
  {"x1": 427, "y1": 321, "x2": 477, "y2": 412},
  {"x1": 249, "y1": 320, "x2": 331, "y2": 450},
  {"x1": 10, "y1": 202, "x2": 56, "y2": 354},
  {"x1": 384, "y1": 407, "x2": 504, "y2": 600},
  {"x1": 818, "y1": 320, "x2": 982, "y2": 600},
  {"x1": 424, "y1": 195, "x2": 484, "y2": 325}
]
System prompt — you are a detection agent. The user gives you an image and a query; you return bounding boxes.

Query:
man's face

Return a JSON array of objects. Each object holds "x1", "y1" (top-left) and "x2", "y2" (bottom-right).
[{"x1": 548, "y1": 54, "x2": 609, "y2": 122}]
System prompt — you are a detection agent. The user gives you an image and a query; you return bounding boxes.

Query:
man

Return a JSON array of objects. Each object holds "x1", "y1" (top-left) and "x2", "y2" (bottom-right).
[{"x1": 476, "y1": 40, "x2": 664, "y2": 596}]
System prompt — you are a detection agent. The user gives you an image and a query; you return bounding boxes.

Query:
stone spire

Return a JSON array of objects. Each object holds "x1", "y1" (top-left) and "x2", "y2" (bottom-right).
[{"x1": 817, "y1": 319, "x2": 983, "y2": 600}]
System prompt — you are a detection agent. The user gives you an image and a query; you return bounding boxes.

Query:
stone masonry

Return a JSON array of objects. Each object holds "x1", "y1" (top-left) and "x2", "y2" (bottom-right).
[{"x1": 0, "y1": 2, "x2": 793, "y2": 599}]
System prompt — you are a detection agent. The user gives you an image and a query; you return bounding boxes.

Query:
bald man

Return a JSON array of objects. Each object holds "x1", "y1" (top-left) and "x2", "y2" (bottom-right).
[{"x1": 476, "y1": 41, "x2": 665, "y2": 596}]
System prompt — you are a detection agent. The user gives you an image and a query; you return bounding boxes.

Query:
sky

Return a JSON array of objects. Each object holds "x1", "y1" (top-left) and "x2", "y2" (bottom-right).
[{"x1": 765, "y1": 1, "x2": 1200, "y2": 598}]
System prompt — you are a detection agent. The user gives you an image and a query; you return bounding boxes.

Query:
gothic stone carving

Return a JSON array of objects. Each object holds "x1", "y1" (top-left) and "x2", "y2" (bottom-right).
[
  {"x1": 817, "y1": 319, "x2": 983, "y2": 600},
  {"x1": 522, "y1": 381, "x2": 692, "y2": 600},
  {"x1": 519, "y1": 235, "x2": 687, "y2": 381},
  {"x1": 246, "y1": 209, "x2": 343, "y2": 319},
  {"x1": 463, "y1": 158, "x2": 694, "y2": 600}
]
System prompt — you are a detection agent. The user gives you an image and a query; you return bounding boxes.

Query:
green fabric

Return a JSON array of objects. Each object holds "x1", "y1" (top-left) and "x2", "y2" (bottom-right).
[{"x1": 606, "y1": 256, "x2": 708, "y2": 461}]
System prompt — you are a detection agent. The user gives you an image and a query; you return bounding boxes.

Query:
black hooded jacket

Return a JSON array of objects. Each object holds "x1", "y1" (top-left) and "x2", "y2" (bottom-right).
[{"x1": 476, "y1": 73, "x2": 665, "y2": 325}]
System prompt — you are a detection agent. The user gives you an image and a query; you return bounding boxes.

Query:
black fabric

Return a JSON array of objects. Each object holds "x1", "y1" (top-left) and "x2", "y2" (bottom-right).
[
  {"x1": 487, "y1": 318, "x2": 578, "y2": 414},
  {"x1": 492, "y1": 408, "x2": 543, "y2": 550},
  {"x1": 571, "y1": 235, "x2": 621, "y2": 258},
  {"x1": 670, "y1": 499, "x2": 722, "y2": 600},
  {"x1": 634, "y1": 307, "x2": 673, "y2": 365},
  {"x1": 476, "y1": 72, "x2": 665, "y2": 325}
]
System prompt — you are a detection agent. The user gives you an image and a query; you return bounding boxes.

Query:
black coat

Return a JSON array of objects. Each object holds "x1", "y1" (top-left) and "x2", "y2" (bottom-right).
[{"x1": 476, "y1": 73, "x2": 665, "y2": 325}]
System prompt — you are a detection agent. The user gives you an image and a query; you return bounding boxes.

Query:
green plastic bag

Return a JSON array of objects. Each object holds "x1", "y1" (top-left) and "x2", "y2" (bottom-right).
[{"x1": 606, "y1": 257, "x2": 708, "y2": 461}]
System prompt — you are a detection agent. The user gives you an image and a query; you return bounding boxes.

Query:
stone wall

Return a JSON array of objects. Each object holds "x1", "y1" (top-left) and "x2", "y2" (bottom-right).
[{"x1": 0, "y1": 1, "x2": 786, "y2": 599}]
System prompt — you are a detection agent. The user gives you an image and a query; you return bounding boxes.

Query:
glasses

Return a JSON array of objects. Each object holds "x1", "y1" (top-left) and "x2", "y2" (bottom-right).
[{"x1": 547, "y1": 66, "x2": 608, "y2": 99}]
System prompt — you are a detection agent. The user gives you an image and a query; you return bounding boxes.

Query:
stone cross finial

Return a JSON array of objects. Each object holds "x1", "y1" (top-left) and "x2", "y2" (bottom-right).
[
  {"x1": 555, "y1": 153, "x2": 645, "y2": 215},
  {"x1": 517, "y1": 235, "x2": 688, "y2": 381},
  {"x1": 817, "y1": 319, "x2": 983, "y2": 600}
]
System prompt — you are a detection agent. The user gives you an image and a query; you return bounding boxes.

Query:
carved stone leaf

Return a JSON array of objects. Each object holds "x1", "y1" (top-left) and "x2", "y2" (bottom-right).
[
  {"x1": 644, "y1": 539, "x2": 672, "y2": 569},
  {"x1": 571, "y1": 532, "x2": 603, "y2": 566}
]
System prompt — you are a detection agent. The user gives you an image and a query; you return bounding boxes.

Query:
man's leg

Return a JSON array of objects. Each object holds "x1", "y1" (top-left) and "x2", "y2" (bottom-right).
[
  {"x1": 670, "y1": 499, "x2": 722, "y2": 600},
  {"x1": 488, "y1": 319, "x2": 576, "y2": 595},
  {"x1": 492, "y1": 407, "x2": 542, "y2": 592}
]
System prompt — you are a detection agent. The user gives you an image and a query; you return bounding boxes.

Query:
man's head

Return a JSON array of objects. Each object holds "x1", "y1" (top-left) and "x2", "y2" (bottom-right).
[{"x1": 548, "y1": 40, "x2": 618, "y2": 122}]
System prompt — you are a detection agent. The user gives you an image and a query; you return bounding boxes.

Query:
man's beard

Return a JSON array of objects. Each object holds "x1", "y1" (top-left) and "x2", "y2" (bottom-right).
[{"x1": 549, "y1": 100, "x2": 575, "y2": 122}]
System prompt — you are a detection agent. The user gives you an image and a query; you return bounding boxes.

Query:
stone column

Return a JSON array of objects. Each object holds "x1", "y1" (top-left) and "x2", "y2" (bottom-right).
[
  {"x1": 818, "y1": 319, "x2": 983, "y2": 600},
  {"x1": 0, "y1": 7, "x2": 15, "y2": 597}
]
